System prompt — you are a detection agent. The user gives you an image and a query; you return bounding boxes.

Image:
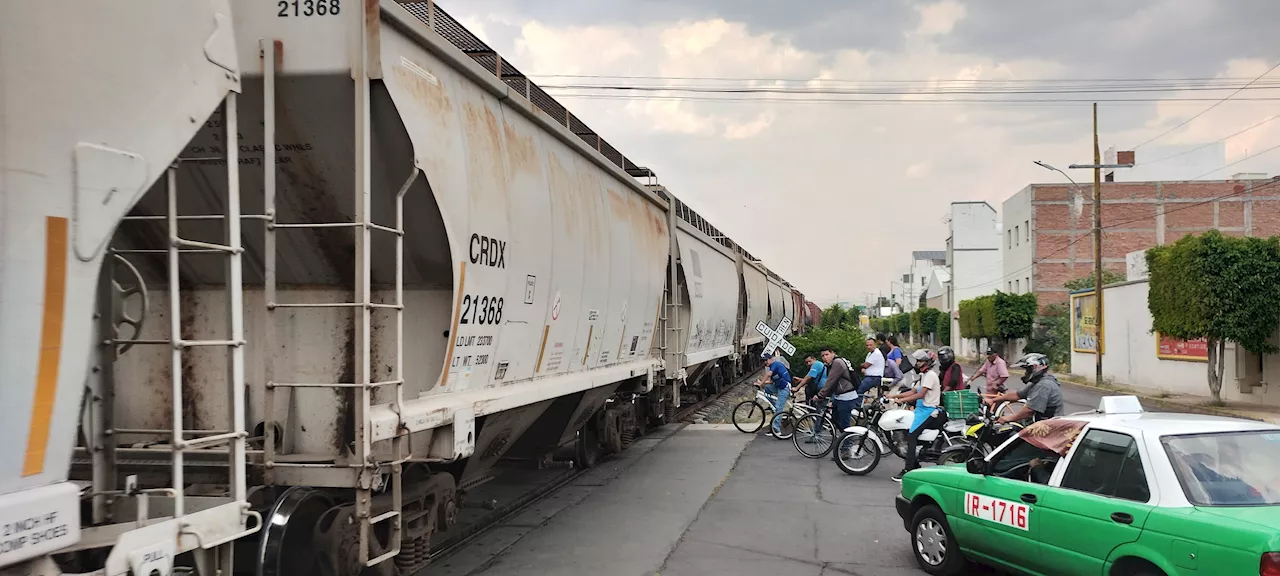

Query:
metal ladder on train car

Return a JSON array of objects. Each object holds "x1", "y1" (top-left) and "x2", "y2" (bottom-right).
[
  {"x1": 256, "y1": 39, "x2": 411, "y2": 569},
  {"x1": 101, "y1": 93, "x2": 259, "y2": 560}
]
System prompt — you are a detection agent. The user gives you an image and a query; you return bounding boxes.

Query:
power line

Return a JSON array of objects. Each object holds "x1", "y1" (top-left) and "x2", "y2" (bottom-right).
[
  {"x1": 1133, "y1": 60, "x2": 1280, "y2": 149},
  {"x1": 552, "y1": 93, "x2": 1280, "y2": 105},
  {"x1": 541, "y1": 83, "x2": 1280, "y2": 96},
  {"x1": 1140, "y1": 115, "x2": 1280, "y2": 167},
  {"x1": 528, "y1": 72, "x2": 1280, "y2": 85}
]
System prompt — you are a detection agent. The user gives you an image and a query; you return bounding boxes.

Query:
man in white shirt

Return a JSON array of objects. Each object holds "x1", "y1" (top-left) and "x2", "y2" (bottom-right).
[{"x1": 857, "y1": 337, "x2": 886, "y2": 398}]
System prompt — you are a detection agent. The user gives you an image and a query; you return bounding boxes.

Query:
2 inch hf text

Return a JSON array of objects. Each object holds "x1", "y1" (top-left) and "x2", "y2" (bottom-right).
[{"x1": 470, "y1": 234, "x2": 506, "y2": 269}]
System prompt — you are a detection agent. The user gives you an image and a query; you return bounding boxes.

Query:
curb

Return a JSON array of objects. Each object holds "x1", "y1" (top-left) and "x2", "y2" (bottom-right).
[
  {"x1": 952, "y1": 357, "x2": 1271, "y2": 423},
  {"x1": 1057, "y1": 379, "x2": 1270, "y2": 423}
]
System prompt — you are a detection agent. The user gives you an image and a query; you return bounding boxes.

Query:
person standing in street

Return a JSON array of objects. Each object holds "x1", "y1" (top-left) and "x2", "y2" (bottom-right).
[
  {"x1": 754, "y1": 353, "x2": 793, "y2": 436},
  {"x1": 967, "y1": 347, "x2": 1009, "y2": 394},
  {"x1": 886, "y1": 335, "x2": 904, "y2": 370}
]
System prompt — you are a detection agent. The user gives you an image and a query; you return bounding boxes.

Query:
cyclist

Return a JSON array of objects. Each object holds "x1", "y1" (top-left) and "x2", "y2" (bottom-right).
[
  {"x1": 983, "y1": 352, "x2": 1064, "y2": 425},
  {"x1": 815, "y1": 347, "x2": 857, "y2": 432},
  {"x1": 755, "y1": 353, "x2": 793, "y2": 436},
  {"x1": 967, "y1": 347, "x2": 1009, "y2": 394},
  {"x1": 792, "y1": 354, "x2": 827, "y2": 403},
  {"x1": 886, "y1": 349, "x2": 944, "y2": 481}
]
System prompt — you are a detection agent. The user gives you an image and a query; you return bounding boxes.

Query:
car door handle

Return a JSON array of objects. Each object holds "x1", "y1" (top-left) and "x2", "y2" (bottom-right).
[
  {"x1": 1110, "y1": 512, "x2": 1133, "y2": 525},
  {"x1": 1020, "y1": 494, "x2": 1037, "y2": 504}
]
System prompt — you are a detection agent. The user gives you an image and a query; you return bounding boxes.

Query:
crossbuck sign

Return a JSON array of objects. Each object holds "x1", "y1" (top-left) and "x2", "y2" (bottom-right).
[{"x1": 755, "y1": 317, "x2": 795, "y2": 356}]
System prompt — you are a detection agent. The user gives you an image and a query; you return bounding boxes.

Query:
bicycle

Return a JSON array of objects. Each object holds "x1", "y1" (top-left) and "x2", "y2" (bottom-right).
[
  {"x1": 731, "y1": 388, "x2": 810, "y2": 439},
  {"x1": 791, "y1": 397, "x2": 838, "y2": 458}
]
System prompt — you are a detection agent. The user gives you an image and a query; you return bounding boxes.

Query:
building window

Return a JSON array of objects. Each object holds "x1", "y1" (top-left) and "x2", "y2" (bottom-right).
[
  {"x1": 1015, "y1": 279, "x2": 1020, "y2": 292},
  {"x1": 1008, "y1": 281, "x2": 1012, "y2": 291},
  {"x1": 1007, "y1": 229, "x2": 1012, "y2": 249},
  {"x1": 1025, "y1": 220, "x2": 1030, "y2": 242},
  {"x1": 1015, "y1": 225, "x2": 1020, "y2": 246},
  {"x1": 1026, "y1": 276, "x2": 1030, "y2": 292}
]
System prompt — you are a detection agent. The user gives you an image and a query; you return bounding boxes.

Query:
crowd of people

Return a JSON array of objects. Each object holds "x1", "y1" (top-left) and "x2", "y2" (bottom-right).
[{"x1": 754, "y1": 333, "x2": 1065, "y2": 480}]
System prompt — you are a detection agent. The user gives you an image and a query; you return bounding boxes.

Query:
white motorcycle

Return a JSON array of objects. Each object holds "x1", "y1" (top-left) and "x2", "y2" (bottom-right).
[{"x1": 834, "y1": 386, "x2": 964, "y2": 476}]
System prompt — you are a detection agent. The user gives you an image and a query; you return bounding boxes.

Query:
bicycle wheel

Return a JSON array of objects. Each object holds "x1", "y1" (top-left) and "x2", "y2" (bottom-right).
[
  {"x1": 772, "y1": 411, "x2": 797, "y2": 440},
  {"x1": 995, "y1": 400, "x2": 1026, "y2": 421},
  {"x1": 791, "y1": 412, "x2": 836, "y2": 458},
  {"x1": 732, "y1": 400, "x2": 769, "y2": 433},
  {"x1": 834, "y1": 431, "x2": 880, "y2": 475}
]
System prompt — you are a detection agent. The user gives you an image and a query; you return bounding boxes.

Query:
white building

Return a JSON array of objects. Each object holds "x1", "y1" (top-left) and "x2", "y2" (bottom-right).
[
  {"x1": 925, "y1": 268, "x2": 951, "y2": 312},
  {"x1": 905, "y1": 251, "x2": 946, "y2": 312},
  {"x1": 946, "y1": 201, "x2": 1002, "y2": 357}
]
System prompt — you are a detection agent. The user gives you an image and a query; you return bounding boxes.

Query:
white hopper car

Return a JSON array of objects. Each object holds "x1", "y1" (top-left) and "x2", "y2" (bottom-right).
[{"x1": 0, "y1": 1, "x2": 814, "y2": 576}]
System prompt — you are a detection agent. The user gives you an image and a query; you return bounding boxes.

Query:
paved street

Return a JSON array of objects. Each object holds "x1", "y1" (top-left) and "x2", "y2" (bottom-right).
[{"x1": 428, "y1": 378, "x2": 1137, "y2": 576}]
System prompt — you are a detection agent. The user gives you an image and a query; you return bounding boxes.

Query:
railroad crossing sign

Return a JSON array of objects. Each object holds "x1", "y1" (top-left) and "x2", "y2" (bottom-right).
[{"x1": 755, "y1": 317, "x2": 795, "y2": 356}]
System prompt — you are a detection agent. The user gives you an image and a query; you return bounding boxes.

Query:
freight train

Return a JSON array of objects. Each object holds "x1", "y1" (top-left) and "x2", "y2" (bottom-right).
[{"x1": 0, "y1": 2, "x2": 818, "y2": 575}]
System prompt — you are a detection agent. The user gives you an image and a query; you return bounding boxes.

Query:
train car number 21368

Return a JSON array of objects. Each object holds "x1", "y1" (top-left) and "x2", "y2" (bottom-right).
[
  {"x1": 460, "y1": 295, "x2": 504, "y2": 325},
  {"x1": 278, "y1": 0, "x2": 340, "y2": 17}
]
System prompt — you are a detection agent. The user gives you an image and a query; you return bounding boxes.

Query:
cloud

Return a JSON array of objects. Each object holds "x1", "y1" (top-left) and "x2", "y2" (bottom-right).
[
  {"x1": 914, "y1": 0, "x2": 965, "y2": 36},
  {"x1": 439, "y1": 1, "x2": 1280, "y2": 304}
]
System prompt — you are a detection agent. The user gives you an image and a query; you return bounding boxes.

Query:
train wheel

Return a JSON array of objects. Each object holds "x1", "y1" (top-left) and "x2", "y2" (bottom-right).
[
  {"x1": 252, "y1": 486, "x2": 335, "y2": 576},
  {"x1": 576, "y1": 425, "x2": 601, "y2": 468}
]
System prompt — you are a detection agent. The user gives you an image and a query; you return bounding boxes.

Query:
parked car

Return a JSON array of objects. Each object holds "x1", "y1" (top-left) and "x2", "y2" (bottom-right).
[{"x1": 894, "y1": 395, "x2": 1280, "y2": 576}]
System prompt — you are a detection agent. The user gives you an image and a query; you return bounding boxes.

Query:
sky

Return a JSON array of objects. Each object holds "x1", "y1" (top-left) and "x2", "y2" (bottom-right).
[{"x1": 443, "y1": 0, "x2": 1280, "y2": 306}]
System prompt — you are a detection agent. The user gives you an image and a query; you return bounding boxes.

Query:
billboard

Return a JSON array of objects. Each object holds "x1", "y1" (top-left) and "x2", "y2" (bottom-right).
[
  {"x1": 1156, "y1": 332, "x2": 1208, "y2": 362},
  {"x1": 1070, "y1": 290, "x2": 1104, "y2": 354}
]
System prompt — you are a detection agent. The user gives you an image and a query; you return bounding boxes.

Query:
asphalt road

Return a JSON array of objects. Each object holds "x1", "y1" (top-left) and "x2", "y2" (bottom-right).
[{"x1": 430, "y1": 378, "x2": 1156, "y2": 576}]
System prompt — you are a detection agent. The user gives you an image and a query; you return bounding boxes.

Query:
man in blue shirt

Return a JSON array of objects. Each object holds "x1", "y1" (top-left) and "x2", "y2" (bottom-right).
[
  {"x1": 755, "y1": 353, "x2": 792, "y2": 436},
  {"x1": 792, "y1": 354, "x2": 827, "y2": 402}
]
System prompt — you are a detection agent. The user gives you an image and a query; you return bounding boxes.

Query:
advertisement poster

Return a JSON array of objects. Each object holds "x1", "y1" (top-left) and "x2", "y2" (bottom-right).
[
  {"x1": 1070, "y1": 291, "x2": 1104, "y2": 354},
  {"x1": 1156, "y1": 332, "x2": 1209, "y2": 362}
]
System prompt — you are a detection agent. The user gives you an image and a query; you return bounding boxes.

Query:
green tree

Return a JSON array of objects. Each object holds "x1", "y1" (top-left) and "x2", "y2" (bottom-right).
[
  {"x1": 895, "y1": 313, "x2": 910, "y2": 335},
  {"x1": 1064, "y1": 269, "x2": 1127, "y2": 291},
  {"x1": 1024, "y1": 303, "x2": 1070, "y2": 367},
  {"x1": 909, "y1": 310, "x2": 922, "y2": 340},
  {"x1": 1147, "y1": 230, "x2": 1280, "y2": 402},
  {"x1": 938, "y1": 316, "x2": 951, "y2": 347},
  {"x1": 918, "y1": 307, "x2": 943, "y2": 338},
  {"x1": 993, "y1": 292, "x2": 1038, "y2": 340}
]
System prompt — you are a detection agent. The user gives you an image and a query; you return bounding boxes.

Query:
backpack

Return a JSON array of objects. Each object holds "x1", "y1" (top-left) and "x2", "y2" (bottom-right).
[{"x1": 832, "y1": 357, "x2": 857, "y2": 395}]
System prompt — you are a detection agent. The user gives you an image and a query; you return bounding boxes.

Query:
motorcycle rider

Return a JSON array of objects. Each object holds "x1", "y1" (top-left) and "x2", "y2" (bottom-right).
[
  {"x1": 886, "y1": 349, "x2": 945, "y2": 482},
  {"x1": 983, "y1": 352, "x2": 1064, "y2": 425},
  {"x1": 937, "y1": 346, "x2": 965, "y2": 391}
]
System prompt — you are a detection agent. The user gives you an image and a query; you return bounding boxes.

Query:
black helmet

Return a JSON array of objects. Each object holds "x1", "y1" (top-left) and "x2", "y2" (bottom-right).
[
  {"x1": 937, "y1": 346, "x2": 956, "y2": 368},
  {"x1": 1011, "y1": 352, "x2": 1050, "y2": 383}
]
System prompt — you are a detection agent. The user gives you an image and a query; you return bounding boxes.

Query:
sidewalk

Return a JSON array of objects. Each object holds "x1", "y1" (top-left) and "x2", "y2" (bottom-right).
[{"x1": 950, "y1": 355, "x2": 1280, "y2": 425}]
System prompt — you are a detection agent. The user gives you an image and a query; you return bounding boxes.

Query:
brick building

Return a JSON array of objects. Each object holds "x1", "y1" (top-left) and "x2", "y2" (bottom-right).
[{"x1": 1002, "y1": 175, "x2": 1280, "y2": 308}]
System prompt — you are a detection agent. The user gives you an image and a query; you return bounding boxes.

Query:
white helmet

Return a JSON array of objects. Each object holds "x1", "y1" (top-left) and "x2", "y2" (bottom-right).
[{"x1": 910, "y1": 348, "x2": 935, "y2": 370}]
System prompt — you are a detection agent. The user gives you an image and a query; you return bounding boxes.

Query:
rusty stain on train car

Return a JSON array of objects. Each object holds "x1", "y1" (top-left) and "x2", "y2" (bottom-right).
[
  {"x1": 179, "y1": 291, "x2": 202, "y2": 431},
  {"x1": 461, "y1": 100, "x2": 507, "y2": 207},
  {"x1": 501, "y1": 120, "x2": 539, "y2": 176}
]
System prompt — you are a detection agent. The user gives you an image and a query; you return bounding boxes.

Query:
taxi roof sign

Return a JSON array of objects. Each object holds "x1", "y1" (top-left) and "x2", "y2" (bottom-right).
[{"x1": 1097, "y1": 395, "x2": 1144, "y2": 415}]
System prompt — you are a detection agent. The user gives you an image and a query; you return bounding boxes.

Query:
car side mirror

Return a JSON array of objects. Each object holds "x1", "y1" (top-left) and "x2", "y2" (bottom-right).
[{"x1": 966, "y1": 457, "x2": 986, "y2": 475}]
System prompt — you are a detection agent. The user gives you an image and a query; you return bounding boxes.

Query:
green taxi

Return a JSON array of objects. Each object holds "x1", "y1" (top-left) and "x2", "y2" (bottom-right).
[{"x1": 894, "y1": 396, "x2": 1280, "y2": 576}]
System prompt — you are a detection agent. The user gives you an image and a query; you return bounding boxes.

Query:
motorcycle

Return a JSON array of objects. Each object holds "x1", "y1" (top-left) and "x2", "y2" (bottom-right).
[
  {"x1": 833, "y1": 394, "x2": 963, "y2": 476},
  {"x1": 935, "y1": 402, "x2": 1025, "y2": 466}
]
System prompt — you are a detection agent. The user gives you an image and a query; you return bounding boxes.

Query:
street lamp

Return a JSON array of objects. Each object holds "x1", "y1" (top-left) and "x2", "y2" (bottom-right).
[{"x1": 1034, "y1": 161, "x2": 1084, "y2": 191}]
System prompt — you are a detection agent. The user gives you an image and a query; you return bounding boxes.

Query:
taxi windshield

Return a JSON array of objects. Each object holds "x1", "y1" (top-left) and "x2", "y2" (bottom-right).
[{"x1": 1162, "y1": 431, "x2": 1280, "y2": 507}]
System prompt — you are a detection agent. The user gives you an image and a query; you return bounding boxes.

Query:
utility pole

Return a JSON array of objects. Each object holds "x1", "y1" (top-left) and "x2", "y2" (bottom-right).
[{"x1": 1047, "y1": 103, "x2": 1134, "y2": 387}]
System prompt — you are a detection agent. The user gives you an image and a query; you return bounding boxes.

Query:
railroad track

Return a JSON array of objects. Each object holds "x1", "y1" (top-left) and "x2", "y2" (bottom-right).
[
  {"x1": 674, "y1": 368, "x2": 763, "y2": 422},
  {"x1": 424, "y1": 368, "x2": 760, "y2": 572}
]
